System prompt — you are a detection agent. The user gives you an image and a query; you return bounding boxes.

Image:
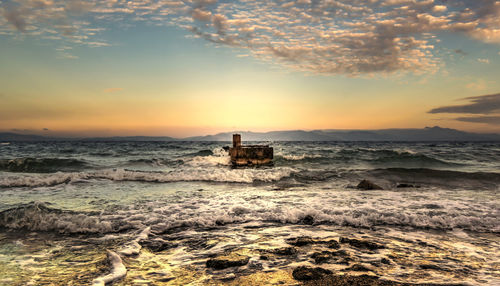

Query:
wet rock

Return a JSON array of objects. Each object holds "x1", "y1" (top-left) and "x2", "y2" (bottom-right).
[
  {"x1": 381, "y1": 258, "x2": 391, "y2": 265},
  {"x1": 311, "y1": 250, "x2": 352, "y2": 265},
  {"x1": 420, "y1": 264, "x2": 448, "y2": 271},
  {"x1": 331, "y1": 249, "x2": 349, "y2": 257},
  {"x1": 139, "y1": 239, "x2": 176, "y2": 252},
  {"x1": 158, "y1": 277, "x2": 175, "y2": 282},
  {"x1": 286, "y1": 236, "x2": 315, "y2": 246},
  {"x1": 340, "y1": 237, "x2": 384, "y2": 250},
  {"x1": 357, "y1": 180, "x2": 383, "y2": 190},
  {"x1": 311, "y1": 251, "x2": 332, "y2": 264},
  {"x1": 301, "y1": 215, "x2": 315, "y2": 225},
  {"x1": 292, "y1": 266, "x2": 332, "y2": 281},
  {"x1": 307, "y1": 274, "x2": 405, "y2": 285},
  {"x1": 270, "y1": 247, "x2": 297, "y2": 256},
  {"x1": 327, "y1": 240, "x2": 341, "y2": 249},
  {"x1": 347, "y1": 264, "x2": 374, "y2": 272},
  {"x1": 206, "y1": 253, "x2": 250, "y2": 270},
  {"x1": 336, "y1": 258, "x2": 351, "y2": 265}
]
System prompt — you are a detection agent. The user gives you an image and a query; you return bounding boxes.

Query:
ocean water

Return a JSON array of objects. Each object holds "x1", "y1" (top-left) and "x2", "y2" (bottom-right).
[{"x1": 0, "y1": 141, "x2": 499, "y2": 285}]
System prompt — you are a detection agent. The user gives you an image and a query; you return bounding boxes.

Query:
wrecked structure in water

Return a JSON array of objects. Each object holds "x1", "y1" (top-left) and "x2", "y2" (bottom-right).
[{"x1": 227, "y1": 134, "x2": 273, "y2": 166}]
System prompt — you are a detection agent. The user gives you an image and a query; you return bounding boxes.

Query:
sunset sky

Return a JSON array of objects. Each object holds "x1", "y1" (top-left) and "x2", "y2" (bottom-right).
[{"x1": 1, "y1": 0, "x2": 499, "y2": 137}]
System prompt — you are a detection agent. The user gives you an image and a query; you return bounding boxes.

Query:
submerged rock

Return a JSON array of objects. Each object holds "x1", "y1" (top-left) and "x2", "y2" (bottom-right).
[
  {"x1": 419, "y1": 264, "x2": 449, "y2": 271},
  {"x1": 327, "y1": 240, "x2": 341, "y2": 249},
  {"x1": 270, "y1": 247, "x2": 298, "y2": 256},
  {"x1": 286, "y1": 236, "x2": 315, "y2": 246},
  {"x1": 340, "y1": 237, "x2": 384, "y2": 250},
  {"x1": 311, "y1": 251, "x2": 351, "y2": 265},
  {"x1": 206, "y1": 253, "x2": 250, "y2": 270},
  {"x1": 357, "y1": 180, "x2": 383, "y2": 190},
  {"x1": 304, "y1": 274, "x2": 407, "y2": 285},
  {"x1": 347, "y1": 264, "x2": 374, "y2": 272},
  {"x1": 311, "y1": 251, "x2": 333, "y2": 264},
  {"x1": 292, "y1": 266, "x2": 332, "y2": 281},
  {"x1": 301, "y1": 215, "x2": 315, "y2": 225},
  {"x1": 381, "y1": 258, "x2": 391, "y2": 265}
]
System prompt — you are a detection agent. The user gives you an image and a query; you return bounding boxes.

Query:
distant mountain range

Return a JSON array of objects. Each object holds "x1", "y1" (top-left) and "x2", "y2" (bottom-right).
[{"x1": 1, "y1": 127, "x2": 499, "y2": 142}]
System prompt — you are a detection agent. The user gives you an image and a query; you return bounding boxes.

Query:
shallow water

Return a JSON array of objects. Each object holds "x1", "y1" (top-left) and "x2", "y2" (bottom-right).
[{"x1": 0, "y1": 141, "x2": 499, "y2": 285}]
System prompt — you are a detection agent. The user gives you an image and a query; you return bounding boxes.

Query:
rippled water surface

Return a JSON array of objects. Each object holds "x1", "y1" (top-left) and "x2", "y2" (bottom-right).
[{"x1": 0, "y1": 141, "x2": 499, "y2": 285}]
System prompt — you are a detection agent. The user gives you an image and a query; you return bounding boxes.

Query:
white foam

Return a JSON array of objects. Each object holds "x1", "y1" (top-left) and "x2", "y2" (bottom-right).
[
  {"x1": 184, "y1": 147, "x2": 231, "y2": 166},
  {"x1": 0, "y1": 203, "x2": 114, "y2": 233},
  {"x1": 118, "y1": 227, "x2": 150, "y2": 256},
  {"x1": 92, "y1": 250, "x2": 126, "y2": 286},
  {"x1": 0, "y1": 166, "x2": 295, "y2": 187},
  {"x1": 281, "y1": 154, "x2": 322, "y2": 160},
  {"x1": 0, "y1": 172, "x2": 88, "y2": 188}
]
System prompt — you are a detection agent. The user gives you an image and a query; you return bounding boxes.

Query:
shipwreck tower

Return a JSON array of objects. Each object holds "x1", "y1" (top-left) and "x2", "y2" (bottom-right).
[{"x1": 228, "y1": 134, "x2": 273, "y2": 166}]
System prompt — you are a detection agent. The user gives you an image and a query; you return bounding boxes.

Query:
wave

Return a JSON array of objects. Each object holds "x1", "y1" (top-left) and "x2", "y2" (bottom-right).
[
  {"x1": 0, "y1": 167, "x2": 296, "y2": 188},
  {"x1": 1, "y1": 196, "x2": 498, "y2": 236},
  {"x1": 369, "y1": 152, "x2": 458, "y2": 168},
  {"x1": 183, "y1": 148, "x2": 231, "y2": 166},
  {"x1": 257, "y1": 207, "x2": 500, "y2": 233},
  {"x1": 276, "y1": 153, "x2": 324, "y2": 162},
  {"x1": 0, "y1": 202, "x2": 115, "y2": 234},
  {"x1": 362, "y1": 168, "x2": 500, "y2": 189},
  {"x1": 0, "y1": 158, "x2": 88, "y2": 173},
  {"x1": 125, "y1": 158, "x2": 183, "y2": 167},
  {"x1": 184, "y1": 149, "x2": 214, "y2": 157},
  {"x1": 335, "y1": 148, "x2": 459, "y2": 168}
]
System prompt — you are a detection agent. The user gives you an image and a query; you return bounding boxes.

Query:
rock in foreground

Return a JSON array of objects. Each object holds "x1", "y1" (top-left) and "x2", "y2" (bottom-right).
[
  {"x1": 292, "y1": 266, "x2": 333, "y2": 281},
  {"x1": 340, "y1": 237, "x2": 384, "y2": 250},
  {"x1": 206, "y1": 253, "x2": 250, "y2": 270}
]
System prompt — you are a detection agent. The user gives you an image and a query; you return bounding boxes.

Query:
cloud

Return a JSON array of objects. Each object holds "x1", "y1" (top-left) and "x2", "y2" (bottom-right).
[
  {"x1": 429, "y1": 93, "x2": 500, "y2": 114},
  {"x1": 191, "y1": 8, "x2": 211, "y2": 22},
  {"x1": 455, "y1": 116, "x2": 500, "y2": 125},
  {"x1": 477, "y1": 58, "x2": 490, "y2": 64},
  {"x1": 1, "y1": 0, "x2": 500, "y2": 75},
  {"x1": 454, "y1": 49, "x2": 467, "y2": 56},
  {"x1": 429, "y1": 93, "x2": 500, "y2": 125},
  {"x1": 103, "y1": 87, "x2": 123, "y2": 93},
  {"x1": 466, "y1": 79, "x2": 487, "y2": 91},
  {"x1": 2, "y1": 4, "x2": 28, "y2": 31}
]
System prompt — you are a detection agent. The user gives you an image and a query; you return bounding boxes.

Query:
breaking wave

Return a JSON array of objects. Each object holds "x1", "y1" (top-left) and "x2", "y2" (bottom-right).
[
  {"x1": 2, "y1": 199, "x2": 497, "y2": 236},
  {"x1": 0, "y1": 202, "x2": 116, "y2": 234},
  {"x1": 364, "y1": 168, "x2": 500, "y2": 189},
  {"x1": 336, "y1": 148, "x2": 459, "y2": 168},
  {"x1": 0, "y1": 167, "x2": 296, "y2": 188},
  {"x1": 0, "y1": 158, "x2": 88, "y2": 173},
  {"x1": 276, "y1": 153, "x2": 324, "y2": 162},
  {"x1": 183, "y1": 147, "x2": 231, "y2": 166}
]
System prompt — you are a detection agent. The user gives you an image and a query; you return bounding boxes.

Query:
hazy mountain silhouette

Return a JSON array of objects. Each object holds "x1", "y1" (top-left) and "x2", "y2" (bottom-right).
[{"x1": 2, "y1": 126, "x2": 498, "y2": 142}]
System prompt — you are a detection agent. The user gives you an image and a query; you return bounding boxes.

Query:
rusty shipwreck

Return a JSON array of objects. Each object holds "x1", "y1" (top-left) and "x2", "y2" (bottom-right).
[{"x1": 228, "y1": 134, "x2": 273, "y2": 166}]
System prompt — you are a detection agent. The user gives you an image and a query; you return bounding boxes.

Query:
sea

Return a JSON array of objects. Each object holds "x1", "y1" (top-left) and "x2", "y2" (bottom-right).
[{"x1": 0, "y1": 141, "x2": 499, "y2": 285}]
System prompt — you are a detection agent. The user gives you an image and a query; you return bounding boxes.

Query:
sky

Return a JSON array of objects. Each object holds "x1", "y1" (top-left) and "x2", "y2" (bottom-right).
[{"x1": 0, "y1": 0, "x2": 499, "y2": 137}]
